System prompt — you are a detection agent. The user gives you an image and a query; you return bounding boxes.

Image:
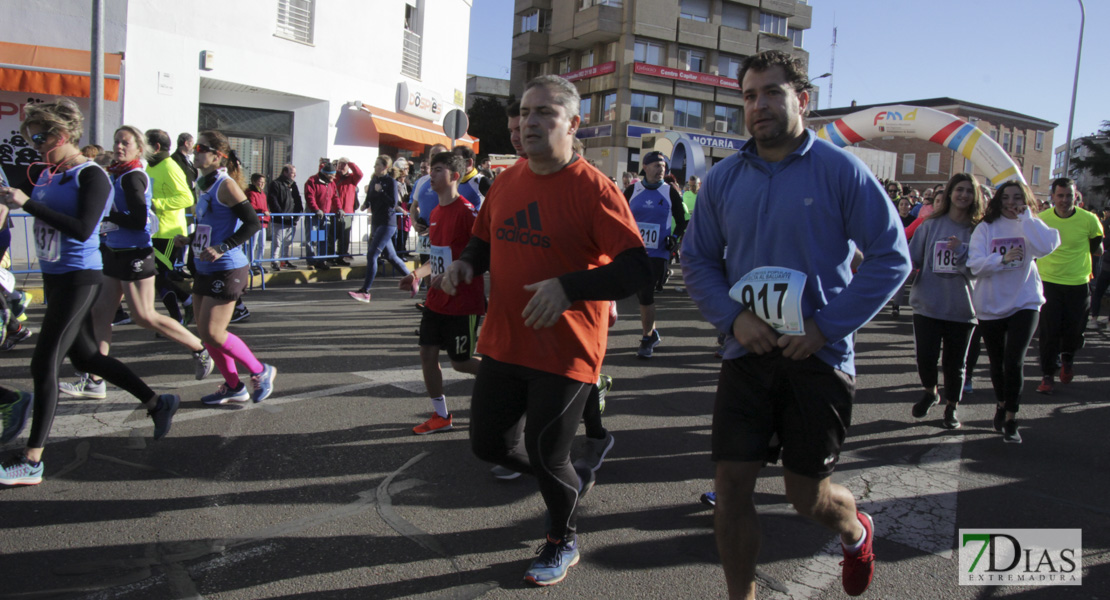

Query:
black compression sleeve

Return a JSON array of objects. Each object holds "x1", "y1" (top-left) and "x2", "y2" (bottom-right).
[
  {"x1": 21, "y1": 165, "x2": 111, "y2": 242},
  {"x1": 1091, "y1": 236, "x2": 1103, "y2": 256},
  {"x1": 221, "y1": 200, "x2": 262, "y2": 248},
  {"x1": 458, "y1": 236, "x2": 491, "y2": 275},
  {"x1": 670, "y1": 187, "x2": 688, "y2": 238},
  {"x1": 104, "y1": 171, "x2": 148, "y2": 230},
  {"x1": 558, "y1": 246, "x2": 652, "y2": 302}
]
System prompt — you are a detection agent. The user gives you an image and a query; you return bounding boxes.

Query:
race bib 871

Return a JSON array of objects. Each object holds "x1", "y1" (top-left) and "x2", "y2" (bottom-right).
[{"x1": 728, "y1": 266, "x2": 807, "y2": 335}]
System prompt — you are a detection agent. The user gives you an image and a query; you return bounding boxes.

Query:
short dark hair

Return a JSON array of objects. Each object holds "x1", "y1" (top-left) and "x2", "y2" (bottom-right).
[
  {"x1": 1050, "y1": 177, "x2": 1075, "y2": 194},
  {"x1": 176, "y1": 132, "x2": 193, "y2": 148},
  {"x1": 506, "y1": 101, "x2": 521, "y2": 119},
  {"x1": 452, "y1": 145, "x2": 476, "y2": 163},
  {"x1": 431, "y1": 151, "x2": 466, "y2": 175},
  {"x1": 145, "y1": 129, "x2": 171, "y2": 152},
  {"x1": 738, "y1": 51, "x2": 814, "y2": 96}
]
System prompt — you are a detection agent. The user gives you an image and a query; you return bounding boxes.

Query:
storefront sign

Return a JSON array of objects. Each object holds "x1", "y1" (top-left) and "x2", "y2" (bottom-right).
[
  {"x1": 627, "y1": 125, "x2": 662, "y2": 138},
  {"x1": 576, "y1": 124, "x2": 613, "y2": 139},
  {"x1": 398, "y1": 82, "x2": 448, "y2": 121},
  {"x1": 564, "y1": 61, "x2": 617, "y2": 83},
  {"x1": 687, "y1": 133, "x2": 744, "y2": 151},
  {"x1": 632, "y1": 62, "x2": 740, "y2": 90}
]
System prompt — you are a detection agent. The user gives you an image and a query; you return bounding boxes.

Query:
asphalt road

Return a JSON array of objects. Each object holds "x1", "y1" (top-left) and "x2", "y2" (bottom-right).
[{"x1": 1, "y1": 268, "x2": 1107, "y2": 599}]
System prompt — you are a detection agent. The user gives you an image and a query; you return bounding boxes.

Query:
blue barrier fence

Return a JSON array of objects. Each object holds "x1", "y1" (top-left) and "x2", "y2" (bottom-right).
[{"x1": 2, "y1": 212, "x2": 416, "y2": 288}]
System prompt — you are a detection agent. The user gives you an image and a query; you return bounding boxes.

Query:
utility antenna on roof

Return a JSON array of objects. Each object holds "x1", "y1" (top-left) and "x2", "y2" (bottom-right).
[{"x1": 828, "y1": 25, "x2": 837, "y2": 109}]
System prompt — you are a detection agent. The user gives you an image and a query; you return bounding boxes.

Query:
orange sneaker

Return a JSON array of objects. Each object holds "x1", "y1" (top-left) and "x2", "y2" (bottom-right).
[
  {"x1": 413, "y1": 413, "x2": 453, "y2": 435},
  {"x1": 1035, "y1": 377, "x2": 1054, "y2": 395}
]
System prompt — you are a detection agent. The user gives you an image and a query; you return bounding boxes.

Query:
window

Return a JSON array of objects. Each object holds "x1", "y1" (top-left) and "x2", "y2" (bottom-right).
[
  {"x1": 760, "y1": 13, "x2": 788, "y2": 37},
  {"x1": 902, "y1": 154, "x2": 915, "y2": 175},
  {"x1": 788, "y1": 27, "x2": 804, "y2": 47},
  {"x1": 1032, "y1": 166, "x2": 1042, "y2": 185},
  {"x1": 276, "y1": 0, "x2": 316, "y2": 45},
  {"x1": 722, "y1": 3, "x2": 751, "y2": 30},
  {"x1": 679, "y1": 48, "x2": 706, "y2": 72},
  {"x1": 580, "y1": 0, "x2": 623, "y2": 9},
  {"x1": 603, "y1": 93, "x2": 617, "y2": 121},
  {"x1": 674, "y1": 98, "x2": 703, "y2": 129},
  {"x1": 715, "y1": 105, "x2": 741, "y2": 134},
  {"x1": 1015, "y1": 134, "x2": 1025, "y2": 155},
  {"x1": 400, "y1": 3, "x2": 421, "y2": 78},
  {"x1": 679, "y1": 0, "x2": 710, "y2": 22},
  {"x1": 718, "y1": 54, "x2": 742, "y2": 80},
  {"x1": 926, "y1": 152, "x2": 940, "y2": 174},
  {"x1": 520, "y1": 9, "x2": 551, "y2": 34},
  {"x1": 1002, "y1": 131, "x2": 1012, "y2": 152},
  {"x1": 557, "y1": 56, "x2": 571, "y2": 74},
  {"x1": 1035, "y1": 130, "x2": 1045, "y2": 151},
  {"x1": 581, "y1": 50, "x2": 594, "y2": 69},
  {"x1": 580, "y1": 97, "x2": 592, "y2": 124},
  {"x1": 989, "y1": 129, "x2": 998, "y2": 141},
  {"x1": 634, "y1": 40, "x2": 664, "y2": 65},
  {"x1": 631, "y1": 93, "x2": 661, "y2": 122}
]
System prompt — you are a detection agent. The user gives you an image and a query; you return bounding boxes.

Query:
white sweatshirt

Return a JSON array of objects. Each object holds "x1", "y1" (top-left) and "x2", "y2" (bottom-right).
[{"x1": 967, "y1": 210, "x2": 1061, "y2": 320}]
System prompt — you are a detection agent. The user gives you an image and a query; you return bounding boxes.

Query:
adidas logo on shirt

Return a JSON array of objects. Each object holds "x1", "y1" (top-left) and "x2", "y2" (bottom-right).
[{"x1": 495, "y1": 202, "x2": 551, "y2": 248}]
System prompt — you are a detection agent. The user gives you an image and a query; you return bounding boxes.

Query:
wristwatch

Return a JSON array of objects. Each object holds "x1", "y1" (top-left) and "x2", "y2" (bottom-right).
[{"x1": 217, "y1": 242, "x2": 232, "y2": 254}]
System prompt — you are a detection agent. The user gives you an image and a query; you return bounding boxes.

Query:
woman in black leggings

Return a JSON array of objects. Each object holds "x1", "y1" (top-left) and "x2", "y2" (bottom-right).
[{"x1": 0, "y1": 99, "x2": 179, "y2": 486}]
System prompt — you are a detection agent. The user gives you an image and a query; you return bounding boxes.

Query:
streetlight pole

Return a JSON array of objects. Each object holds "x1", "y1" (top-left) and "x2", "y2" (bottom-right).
[
  {"x1": 90, "y1": 0, "x2": 104, "y2": 146},
  {"x1": 1063, "y1": 0, "x2": 1085, "y2": 178}
]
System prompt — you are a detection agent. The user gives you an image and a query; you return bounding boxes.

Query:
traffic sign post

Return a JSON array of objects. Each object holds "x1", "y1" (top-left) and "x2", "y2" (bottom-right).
[{"x1": 442, "y1": 108, "x2": 469, "y2": 149}]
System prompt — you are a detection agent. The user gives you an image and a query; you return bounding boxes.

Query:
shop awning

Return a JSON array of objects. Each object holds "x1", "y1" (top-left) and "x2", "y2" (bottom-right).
[
  {"x1": 0, "y1": 41, "x2": 121, "y2": 101},
  {"x1": 353, "y1": 103, "x2": 478, "y2": 153}
]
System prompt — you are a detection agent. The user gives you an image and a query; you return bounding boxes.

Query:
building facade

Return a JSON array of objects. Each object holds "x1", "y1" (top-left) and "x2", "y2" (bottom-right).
[
  {"x1": 510, "y1": 0, "x2": 811, "y2": 178},
  {"x1": 809, "y1": 98, "x2": 1056, "y2": 199},
  {"x1": 1053, "y1": 134, "x2": 1109, "y2": 209},
  {"x1": 0, "y1": 0, "x2": 475, "y2": 189}
]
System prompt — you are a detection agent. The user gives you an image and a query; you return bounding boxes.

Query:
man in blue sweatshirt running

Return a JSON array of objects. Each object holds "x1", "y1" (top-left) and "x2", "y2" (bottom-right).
[{"x1": 683, "y1": 51, "x2": 910, "y2": 599}]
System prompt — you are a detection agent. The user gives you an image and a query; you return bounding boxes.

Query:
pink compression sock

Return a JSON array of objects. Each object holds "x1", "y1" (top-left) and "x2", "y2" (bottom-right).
[
  {"x1": 204, "y1": 342, "x2": 240, "y2": 388},
  {"x1": 220, "y1": 333, "x2": 264, "y2": 376}
]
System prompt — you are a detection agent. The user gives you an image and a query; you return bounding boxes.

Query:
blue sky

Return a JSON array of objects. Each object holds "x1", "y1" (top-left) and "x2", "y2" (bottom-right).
[{"x1": 468, "y1": 0, "x2": 1108, "y2": 148}]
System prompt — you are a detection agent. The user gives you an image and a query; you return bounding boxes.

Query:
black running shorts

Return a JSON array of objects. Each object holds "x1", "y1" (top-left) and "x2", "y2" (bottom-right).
[
  {"x1": 635, "y1": 257, "x2": 667, "y2": 306},
  {"x1": 102, "y1": 246, "x2": 156, "y2": 281},
  {"x1": 712, "y1": 351, "x2": 855, "y2": 479},
  {"x1": 193, "y1": 265, "x2": 250, "y2": 301},
  {"x1": 419, "y1": 309, "x2": 480, "y2": 362}
]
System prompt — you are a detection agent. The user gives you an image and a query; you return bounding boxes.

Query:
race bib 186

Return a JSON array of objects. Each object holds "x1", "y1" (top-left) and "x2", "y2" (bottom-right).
[
  {"x1": 990, "y1": 237, "x2": 1025, "y2": 270},
  {"x1": 637, "y1": 222, "x2": 661, "y2": 249},
  {"x1": 933, "y1": 241, "x2": 959, "y2": 274},
  {"x1": 729, "y1": 266, "x2": 807, "y2": 335}
]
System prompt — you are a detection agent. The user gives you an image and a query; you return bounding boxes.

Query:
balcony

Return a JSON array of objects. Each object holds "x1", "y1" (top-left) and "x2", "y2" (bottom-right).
[
  {"x1": 514, "y1": 0, "x2": 551, "y2": 12},
  {"x1": 551, "y1": 3, "x2": 623, "y2": 50},
  {"x1": 757, "y1": 33, "x2": 792, "y2": 54},
  {"x1": 720, "y1": 26, "x2": 758, "y2": 56},
  {"x1": 512, "y1": 30, "x2": 550, "y2": 61},
  {"x1": 677, "y1": 17, "x2": 718, "y2": 49},
  {"x1": 791, "y1": 2, "x2": 812, "y2": 29},
  {"x1": 760, "y1": 0, "x2": 797, "y2": 18}
]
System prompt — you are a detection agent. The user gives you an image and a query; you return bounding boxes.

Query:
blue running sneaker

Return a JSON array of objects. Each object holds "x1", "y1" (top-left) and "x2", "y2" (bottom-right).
[
  {"x1": 0, "y1": 453, "x2": 44, "y2": 486},
  {"x1": 524, "y1": 535, "x2": 580, "y2": 586},
  {"x1": 700, "y1": 491, "x2": 717, "y2": 507},
  {"x1": 636, "y1": 329, "x2": 661, "y2": 359},
  {"x1": 250, "y1": 364, "x2": 277, "y2": 403},
  {"x1": 201, "y1": 382, "x2": 250, "y2": 405},
  {"x1": 149, "y1": 394, "x2": 180, "y2": 440},
  {"x1": 0, "y1": 390, "x2": 33, "y2": 444}
]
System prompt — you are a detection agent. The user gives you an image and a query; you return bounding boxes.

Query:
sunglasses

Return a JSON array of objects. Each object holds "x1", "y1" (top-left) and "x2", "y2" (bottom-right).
[
  {"x1": 194, "y1": 143, "x2": 226, "y2": 158},
  {"x1": 30, "y1": 132, "x2": 50, "y2": 145}
]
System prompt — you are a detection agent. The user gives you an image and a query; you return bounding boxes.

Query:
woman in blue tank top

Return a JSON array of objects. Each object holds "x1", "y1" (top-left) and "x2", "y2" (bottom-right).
[
  {"x1": 174, "y1": 130, "x2": 275, "y2": 406},
  {"x1": 0, "y1": 100, "x2": 179, "y2": 486},
  {"x1": 59, "y1": 126, "x2": 214, "y2": 400}
]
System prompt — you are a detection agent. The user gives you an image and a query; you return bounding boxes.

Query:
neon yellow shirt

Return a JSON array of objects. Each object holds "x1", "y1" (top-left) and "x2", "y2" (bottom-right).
[{"x1": 1036, "y1": 208, "x2": 1103, "y2": 285}]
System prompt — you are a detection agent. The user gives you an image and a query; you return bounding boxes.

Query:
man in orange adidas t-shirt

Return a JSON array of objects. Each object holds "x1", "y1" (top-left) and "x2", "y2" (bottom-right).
[{"x1": 442, "y1": 75, "x2": 651, "y2": 587}]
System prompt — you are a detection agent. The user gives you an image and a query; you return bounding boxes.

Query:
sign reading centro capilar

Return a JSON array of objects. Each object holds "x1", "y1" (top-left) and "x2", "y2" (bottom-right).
[{"x1": 633, "y1": 62, "x2": 739, "y2": 90}]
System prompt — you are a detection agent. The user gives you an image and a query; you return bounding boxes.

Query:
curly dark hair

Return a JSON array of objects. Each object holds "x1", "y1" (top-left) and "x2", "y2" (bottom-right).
[{"x1": 738, "y1": 51, "x2": 814, "y2": 95}]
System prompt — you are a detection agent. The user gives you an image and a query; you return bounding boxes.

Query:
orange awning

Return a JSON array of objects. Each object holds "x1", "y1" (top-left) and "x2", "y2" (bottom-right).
[
  {"x1": 356, "y1": 103, "x2": 478, "y2": 154},
  {"x1": 0, "y1": 41, "x2": 121, "y2": 101}
]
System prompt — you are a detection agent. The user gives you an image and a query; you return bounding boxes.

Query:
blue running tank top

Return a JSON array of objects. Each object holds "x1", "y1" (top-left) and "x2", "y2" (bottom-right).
[
  {"x1": 194, "y1": 170, "x2": 248, "y2": 273},
  {"x1": 32, "y1": 161, "x2": 112, "y2": 274},
  {"x1": 628, "y1": 181, "x2": 674, "y2": 260},
  {"x1": 105, "y1": 167, "x2": 153, "y2": 249}
]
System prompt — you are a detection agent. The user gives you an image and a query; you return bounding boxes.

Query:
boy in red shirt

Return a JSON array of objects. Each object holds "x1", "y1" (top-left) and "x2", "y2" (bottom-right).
[{"x1": 400, "y1": 152, "x2": 484, "y2": 434}]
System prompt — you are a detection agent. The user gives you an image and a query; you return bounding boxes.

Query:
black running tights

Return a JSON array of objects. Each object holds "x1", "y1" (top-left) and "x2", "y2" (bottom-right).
[
  {"x1": 470, "y1": 357, "x2": 591, "y2": 541},
  {"x1": 979, "y1": 309, "x2": 1039, "y2": 415},
  {"x1": 28, "y1": 277, "x2": 155, "y2": 448},
  {"x1": 912, "y1": 314, "x2": 975, "y2": 405}
]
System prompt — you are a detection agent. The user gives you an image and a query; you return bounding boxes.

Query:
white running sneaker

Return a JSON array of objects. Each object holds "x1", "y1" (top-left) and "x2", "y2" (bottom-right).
[
  {"x1": 490, "y1": 465, "x2": 521, "y2": 480},
  {"x1": 59, "y1": 373, "x2": 107, "y2": 399}
]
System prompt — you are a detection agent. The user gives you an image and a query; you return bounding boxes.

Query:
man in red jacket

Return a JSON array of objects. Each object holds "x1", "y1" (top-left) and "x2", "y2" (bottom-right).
[
  {"x1": 333, "y1": 157, "x2": 363, "y2": 266},
  {"x1": 304, "y1": 159, "x2": 338, "y2": 271}
]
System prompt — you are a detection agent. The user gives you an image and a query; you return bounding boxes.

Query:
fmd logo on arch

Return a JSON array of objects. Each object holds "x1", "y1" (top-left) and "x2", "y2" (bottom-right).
[{"x1": 959, "y1": 529, "x2": 1082, "y2": 586}]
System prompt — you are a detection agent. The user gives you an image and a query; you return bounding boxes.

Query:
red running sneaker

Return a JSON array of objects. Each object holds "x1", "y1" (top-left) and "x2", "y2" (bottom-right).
[
  {"x1": 1035, "y1": 377, "x2": 1054, "y2": 395},
  {"x1": 413, "y1": 413, "x2": 453, "y2": 435},
  {"x1": 1059, "y1": 359, "x2": 1074, "y2": 384},
  {"x1": 841, "y1": 511, "x2": 875, "y2": 596}
]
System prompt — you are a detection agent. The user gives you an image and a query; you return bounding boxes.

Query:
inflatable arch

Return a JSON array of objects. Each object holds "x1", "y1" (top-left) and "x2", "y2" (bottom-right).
[
  {"x1": 645, "y1": 131, "x2": 709, "y2": 185},
  {"x1": 815, "y1": 105, "x2": 1027, "y2": 187}
]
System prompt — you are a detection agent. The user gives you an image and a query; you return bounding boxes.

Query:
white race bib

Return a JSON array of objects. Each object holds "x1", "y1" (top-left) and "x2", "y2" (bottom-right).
[
  {"x1": 429, "y1": 244, "x2": 452, "y2": 276},
  {"x1": 34, "y1": 221, "x2": 61, "y2": 262},
  {"x1": 729, "y1": 266, "x2": 807, "y2": 335},
  {"x1": 637, "y1": 222, "x2": 661, "y2": 249},
  {"x1": 417, "y1": 235, "x2": 431, "y2": 255},
  {"x1": 932, "y1": 241, "x2": 959, "y2": 274},
  {"x1": 192, "y1": 224, "x2": 212, "y2": 255},
  {"x1": 990, "y1": 237, "x2": 1025, "y2": 270},
  {"x1": 99, "y1": 220, "x2": 119, "y2": 234},
  {"x1": 0, "y1": 267, "x2": 14, "y2": 294}
]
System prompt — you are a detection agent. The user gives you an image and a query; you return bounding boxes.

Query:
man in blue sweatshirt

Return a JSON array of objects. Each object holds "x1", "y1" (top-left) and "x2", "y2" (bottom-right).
[{"x1": 682, "y1": 51, "x2": 910, "y2": 599}]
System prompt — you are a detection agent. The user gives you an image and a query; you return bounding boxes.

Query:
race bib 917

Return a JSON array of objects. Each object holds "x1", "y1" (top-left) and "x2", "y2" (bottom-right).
[{"x1": 729, "y1": 266, "x2": 807, "y2": 335}]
